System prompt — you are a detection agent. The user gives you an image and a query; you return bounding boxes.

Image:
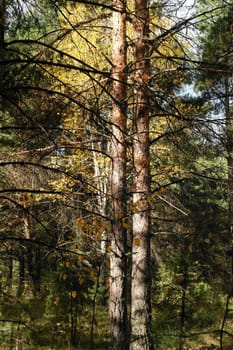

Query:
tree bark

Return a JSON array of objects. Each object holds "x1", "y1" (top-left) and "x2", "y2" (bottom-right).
[
  {"x1": 130, "y1": 0, "x2": 153, "y2": 349},
  {"x1": 109, "y1": 1, "x2": 128, "y2": 349}
]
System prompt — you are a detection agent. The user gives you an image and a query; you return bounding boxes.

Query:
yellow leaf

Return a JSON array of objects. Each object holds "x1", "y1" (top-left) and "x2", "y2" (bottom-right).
[
  {"x1": 96, "y1": 232, "x2": 102, "y2": 240},
  {"x1": 122, "y1": 218, "x2": 129, "y2": 229},
  {"x1": 134, "y1": 238, "x2": 141, "y2": 247},
  {"x1": 98, "y1": 276, "x2": 104, "y2": 284},
  {"x1": 71, "y1": 290, "x2": 77, "y2": 299},
  {"x1": 78, "y1": 255, "x2": 84, "y2": 262},
  {"x1": 107, "y1": 246, "x2": 112, "y2": 254},
  {"x1": 114, "y1": 212, "x2": 122, "y2": 219},
  {"x1": 76, "y1": 218, "x2": 85, "y2": 229},
  {"x1": 132, "y1": 202, "x2": 140, "y2": 213},
  {"x1": 104, "y1": 223, "x2": 111, "y2": 232},
  {"x1": 90, "y1": 270, "x2": 95, "y2": 279},
  {"x1": 62, "y1": 273, "x2": 68, "y2": 281},
  {"x1": 147, "y1": 195, "x2": 153, "y2": 206},
  {"x1": 55, "y1": 296, "x2": 60, "y2": 305},
  {"x1": 78, "y1": 277, "x2": 84, "y2": 285}
]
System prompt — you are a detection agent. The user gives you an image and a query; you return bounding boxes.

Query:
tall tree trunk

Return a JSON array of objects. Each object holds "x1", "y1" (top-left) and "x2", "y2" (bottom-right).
[
  {"x1": 109, "y1": 1, "x2": 128, "y2": 349},
  {"x1": 130, "y1": 0, "x2": 152, "y2": 349}
]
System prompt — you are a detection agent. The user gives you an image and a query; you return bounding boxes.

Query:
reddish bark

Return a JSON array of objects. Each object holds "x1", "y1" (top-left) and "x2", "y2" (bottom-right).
[
  {"x1": 130, "y1": 0, "x2": 153, "y2": 349},
  {"x1": 109, "y1": 1, "x2": 128, "y2": 349}
]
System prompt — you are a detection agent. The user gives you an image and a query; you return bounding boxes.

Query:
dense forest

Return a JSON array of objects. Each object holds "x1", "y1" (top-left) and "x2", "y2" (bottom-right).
[{"x1": 1, "y1": 0, "x2": 233, "y2": 349}]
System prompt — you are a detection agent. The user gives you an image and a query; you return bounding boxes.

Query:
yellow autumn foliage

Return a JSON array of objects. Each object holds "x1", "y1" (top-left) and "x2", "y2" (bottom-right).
[
  {"x1": 71, "y1": 290, "x2": 77, "y2": 299},
  {"x1": 76, "y1": 218, "x2": 85, "y2": 229},
  {"x1": 134, "y1": 238, "x2": 141, "y2": 247}
]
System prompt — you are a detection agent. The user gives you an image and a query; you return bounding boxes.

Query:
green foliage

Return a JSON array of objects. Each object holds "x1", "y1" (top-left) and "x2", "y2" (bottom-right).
[{"x1": 7, "y1": 0, "x2": 60, "y2": 39}]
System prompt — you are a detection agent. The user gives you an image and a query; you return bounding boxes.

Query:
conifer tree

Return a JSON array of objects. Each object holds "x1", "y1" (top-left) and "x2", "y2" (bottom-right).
[{"x1": 109, "y1": 0, "x2": 128, "y2": 349}]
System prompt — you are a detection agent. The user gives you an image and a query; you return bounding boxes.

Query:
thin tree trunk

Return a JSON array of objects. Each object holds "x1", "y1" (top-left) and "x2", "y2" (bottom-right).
[
  {"x1": 109, "y1": 1, "x2": 128, "y2": 349},
  {"x1": 130, "y1": 0, "x2": 153, "y2": 349},
  {"x1": 92, "y1": 142, "x2": 109, "y2": 304},
  {"x1": 18, "y1": 248, "x2": 25, "y2": 296}
]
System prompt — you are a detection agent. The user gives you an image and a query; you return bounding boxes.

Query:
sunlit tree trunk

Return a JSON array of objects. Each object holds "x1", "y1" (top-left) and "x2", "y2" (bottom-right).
[
  {"x1": 130, "y1": 0, "x2": 153, "y2": 349},
  {"x1": 18, "y1": 248, "x2": 25, "y2": 296},
  {"x1": 109, "y1": 0, "x2": 128, "y2": 349},
  {"x1": 92, "y1": 141, "x2": 110, "y2": 304}
]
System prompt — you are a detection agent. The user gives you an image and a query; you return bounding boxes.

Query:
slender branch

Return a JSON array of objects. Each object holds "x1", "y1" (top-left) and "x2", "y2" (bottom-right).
[
  {"x1": 0, "y1": 161, "x2": 84, "y2": 181},
  {"x1": 53, "y1": 0, "x2": 122, "y2": 13},
  {"x1": 0, "y1": 319, "x2": 35, "y2": 332},
  {"x1": 0, "y1": 236, "x2": 85, "y2": 256},
  {"x1": 158, "y1": 195, "x2": 189, "y2": 216}
]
